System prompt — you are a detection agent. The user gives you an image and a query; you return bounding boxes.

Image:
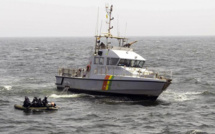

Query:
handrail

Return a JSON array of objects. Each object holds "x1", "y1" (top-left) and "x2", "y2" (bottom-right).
[{"x1": 58, "y1": 67, "x2": 172, "y2": 80}]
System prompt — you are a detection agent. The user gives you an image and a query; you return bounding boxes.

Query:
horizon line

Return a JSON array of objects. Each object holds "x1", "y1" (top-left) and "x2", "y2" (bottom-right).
[{"x1": 0, "y1": 35, "x2": 215, "y2": 38}]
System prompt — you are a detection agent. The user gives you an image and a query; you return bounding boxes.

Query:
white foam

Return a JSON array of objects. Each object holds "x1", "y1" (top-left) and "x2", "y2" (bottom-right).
[
  {"x1": 2, "y1": 86, "x2": 12, "y2": 90},
  {"x1": 49, "y1": 94, "x2": 82, "y2": 98},
  {"x1": 173, "y1": 94, "x2": 194, "y2": 102},
  {"x1": 187, "y1": 130, "x2": 204, "y2": 134},
  {"x1": 161, "y1": 91, "x2": 197, "y2": 102},
  {"x1": 184, "y1": 91, "x2": 202, "y2": 95}
]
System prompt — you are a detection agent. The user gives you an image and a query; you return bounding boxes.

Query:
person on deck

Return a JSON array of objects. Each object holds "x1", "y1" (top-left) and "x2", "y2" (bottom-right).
[{"x1": 99, "y1": 42, "x2": 106, "y2": 49}]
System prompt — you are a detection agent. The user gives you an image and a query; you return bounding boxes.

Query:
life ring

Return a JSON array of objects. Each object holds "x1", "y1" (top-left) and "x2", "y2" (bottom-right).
[{"x1": 86, "y1": 64, "x2": 91, "y2": 72}]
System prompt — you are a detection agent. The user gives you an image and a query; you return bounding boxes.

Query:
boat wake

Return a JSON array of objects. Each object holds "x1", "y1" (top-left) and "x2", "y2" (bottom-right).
[
  {"x1": 161, "y1": 91, "x2": 199, "y2": 102},
  {"x1": 200, "y1": 90, "x2": 215, "y2": 96},
  {"x1": 185, "y1": 129, "x2": 208, "y2": 134},
  {"x1": 161, "y1": 90, "x2": 215, "y2": 102},
  {"x1": 184, "y1": 90, "x2": 215, "y2": 96},
  {"x1": 171, "y1": 93, "x2": 195, "y2": 102},
  {"x1": 49, "y1": 94, "x2": 91, "y2": 98}
]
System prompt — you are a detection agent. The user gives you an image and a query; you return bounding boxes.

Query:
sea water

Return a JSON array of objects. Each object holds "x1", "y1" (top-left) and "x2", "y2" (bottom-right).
[{"x1": 0, "y1": 37, "x2": 214, "y2": 133}]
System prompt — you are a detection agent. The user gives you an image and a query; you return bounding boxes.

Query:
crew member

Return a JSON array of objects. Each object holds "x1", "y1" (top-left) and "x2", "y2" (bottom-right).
[
  {"x1": 42, "y1": 96, "x2": 48, "y2": 106},
  {"x1": 37, "y1": 98, "x2": 43, "y2": 107},
  {"x1": 99, "y1": 42, "x2": 106, "y2": 49},
  {"x1": 31, "y1": 97, "x2": 38, "y2": 107},
  {"x1": 23, "y1": 96, "x2": 31, "y2": 107}
]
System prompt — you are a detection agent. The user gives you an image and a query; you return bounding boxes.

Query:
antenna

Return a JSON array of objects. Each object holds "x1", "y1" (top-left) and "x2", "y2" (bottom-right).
[
  {"x1": 105, "y1": 4, "x2": 114, "y2": 37},
  {"x1": 117, "y1": 15, "x2": 120, "y2": 37},
  {"x1": 124, "y1": 22, "x2": 127, "y2": 37},
  {"x1": 99, "y1": 20, "x2": 103, "y2": 35},
  {"x1": 105, "y1": 3, "x2": 109, "y2": 12},
  {"x1": 95, "y1": 7, "x2": 99, "y2": 36}
]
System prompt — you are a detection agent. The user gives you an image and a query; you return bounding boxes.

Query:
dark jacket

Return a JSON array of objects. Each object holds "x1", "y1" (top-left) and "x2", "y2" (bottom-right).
[
  {"x1": 42, "y1": 97, "x2": 48, "y2": 106},
  {"x1": 23, "y1": 97, "x2": 31, "y2": 107}
]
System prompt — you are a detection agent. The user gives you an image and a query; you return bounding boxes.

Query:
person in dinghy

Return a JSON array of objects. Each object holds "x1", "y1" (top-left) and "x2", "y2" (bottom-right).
[
  {"x1": 14, "y1": 96, "x2": 58, "y2": 110},
  {"x1": 42, "y1": 96, "x2": 48, "y2": 106},
  {"x1": 22, "y1": 96, "x2": 56, "y2": 107},
  {"x1": 23, "y1": 96, "x2": 31, "y2": 107}
]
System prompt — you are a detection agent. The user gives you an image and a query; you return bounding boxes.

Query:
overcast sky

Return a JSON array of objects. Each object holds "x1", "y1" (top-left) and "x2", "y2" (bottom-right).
[{"x1": 0, "y1": 0, "x2": 215, "y2": 37}]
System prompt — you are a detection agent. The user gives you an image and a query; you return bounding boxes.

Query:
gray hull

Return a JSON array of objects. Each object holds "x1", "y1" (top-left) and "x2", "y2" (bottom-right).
[{"x1": 56, "y1": 76, "x2": 170, "y2": 100}]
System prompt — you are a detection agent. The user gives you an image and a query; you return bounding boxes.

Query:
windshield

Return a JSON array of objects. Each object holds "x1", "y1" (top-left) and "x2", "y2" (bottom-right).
[
  {"x1": 118, "y1": 59, "x2": 145, "y2": 68},
  {"x1": 107, "y1": 58, "x2": 119, "y2": 65}
]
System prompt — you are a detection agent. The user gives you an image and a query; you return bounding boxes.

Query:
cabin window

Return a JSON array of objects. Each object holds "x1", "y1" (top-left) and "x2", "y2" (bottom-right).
[
  {"x1": 94, "y1": 57, "x2": 99, "y2": 64},
  {"x1": 118, "y1": 59, "x2": 130, "y2": 66},
  {"x1": 118, "y1": 59, "x2": 145, "y2": 68},
  {"x1": 94, "y1": 57, "x2": 104, "y2": 65},
  {"x1": 107, "y1": 58, "x2": 119, "y2": 65},
  {"x1": 99, "y1": 57, "x2": 104, "y2": 65}
]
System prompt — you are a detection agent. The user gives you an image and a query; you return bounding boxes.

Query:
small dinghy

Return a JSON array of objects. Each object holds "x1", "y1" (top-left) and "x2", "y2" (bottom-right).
[
  {"x1": 14, "y1": 104, "x2": 59, "y2": 110},
  {"x1": 15, "y1": 96, "x2": 59, "y2": 111}
]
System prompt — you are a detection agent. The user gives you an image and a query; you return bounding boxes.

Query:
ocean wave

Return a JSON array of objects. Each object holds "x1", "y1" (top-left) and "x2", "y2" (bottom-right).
[
  {"x1": 173, "y1": 94, "x2": 195, "y2": 102},
  {"x1": 185, "y1": 130, "x2": 208, "y2": 134},
  {"x1": 161, "y1": 91, "x2": 197, "y2": 102},
  {"x1": 0, "y1": 99, "x2": 10, "y2": 104},
  {"x1": 180, "y1": 90, "x2": 215, "y2": 96},
  {"x1": 184, "y1": 91, "x2": 202, "y2": 95},
  {"x1": 184, "y1": 77, "x2": 202, "y2": 84},
  {"x1": 203, "y1": 81, "x2": 215, "y2": 88},
  {"x1": 1, "y1": 86, "x2": 12, "y2": 91},
  {"x1": 161, "y1": 90, "x2": 215, "y2": 102},
  {"x1": 201, "y1": 91, "x2": 215, "y2": 96},
  {"x1": 95, "y1": 98, "x2": 136, "y2": 105}
]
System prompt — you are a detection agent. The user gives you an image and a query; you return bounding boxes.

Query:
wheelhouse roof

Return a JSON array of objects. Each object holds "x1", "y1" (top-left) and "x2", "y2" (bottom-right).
[{"x1": 103, "y1": 49, "x2": 145, "y2": 61}]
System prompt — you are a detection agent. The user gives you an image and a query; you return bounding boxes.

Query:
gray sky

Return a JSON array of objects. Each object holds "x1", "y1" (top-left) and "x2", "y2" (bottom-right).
[{"x1": 0, "y1": 0, "x2": 215, "y2": 37}]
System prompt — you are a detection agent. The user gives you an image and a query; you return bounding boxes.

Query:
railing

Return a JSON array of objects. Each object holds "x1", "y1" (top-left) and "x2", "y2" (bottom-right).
[
  {"x1": 155, "y1": 70, "x2": 172, "y2": 80},
  {"x1": 96, "y1": 45, "x2": 133, "y2": 51},
  {"x1": 58, "y1": 68, "x2": 86, "y2": 78},
  {"x1": 94, "y1": 65, "x2": 172, "y2": 79},
  {"x1": 58, "y1": 66, "x2": 172, "y2": 80}
]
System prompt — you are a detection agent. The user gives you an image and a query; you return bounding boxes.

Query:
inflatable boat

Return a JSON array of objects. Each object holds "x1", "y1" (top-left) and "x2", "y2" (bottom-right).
[{"x1": 14, "y1": 104, "x2": 58, "y2": 110}]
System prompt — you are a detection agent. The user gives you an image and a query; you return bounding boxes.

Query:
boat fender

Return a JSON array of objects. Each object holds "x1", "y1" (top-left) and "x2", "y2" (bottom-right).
[{"x1": 87, "y1": 64, "x2": 91, "y2": 72}]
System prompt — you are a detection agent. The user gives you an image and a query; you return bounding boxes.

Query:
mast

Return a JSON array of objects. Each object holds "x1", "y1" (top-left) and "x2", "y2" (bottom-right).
[
  {"x1": 105, "y1": 4, "x2": 114, "y2": 47},
  {"x1": 93, "y1": 4, "x2": 137, "y2": 54},
  {"x1": 106, "y1": 5, "x2": 114, "y2": 37}
]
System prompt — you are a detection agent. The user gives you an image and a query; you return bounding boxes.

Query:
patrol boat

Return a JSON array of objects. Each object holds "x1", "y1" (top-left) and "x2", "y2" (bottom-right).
[{"x1": 55, "y1": 5, "x2": 172, "y2": 100}]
